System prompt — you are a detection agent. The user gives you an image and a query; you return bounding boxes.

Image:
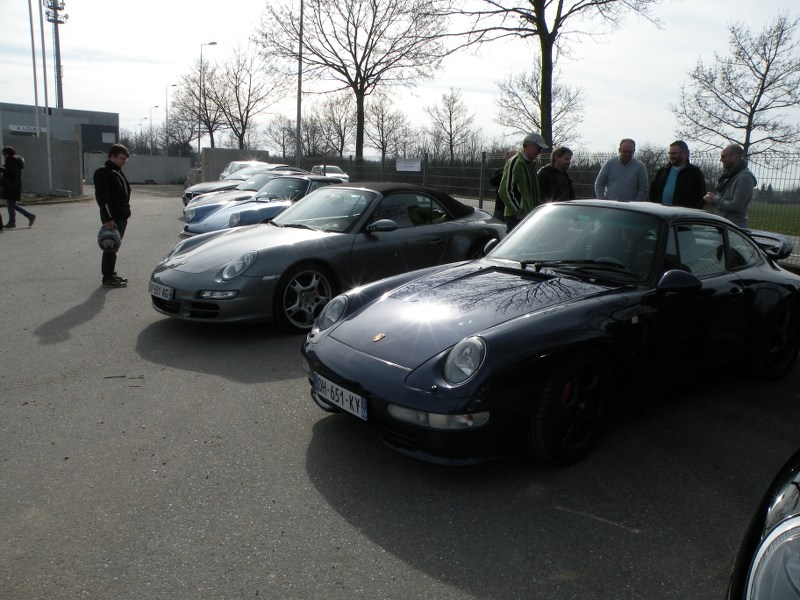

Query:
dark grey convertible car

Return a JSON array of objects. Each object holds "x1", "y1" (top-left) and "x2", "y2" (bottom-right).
[{"x1": 149, "y1": 183, "x2": 506, "y2": 332}]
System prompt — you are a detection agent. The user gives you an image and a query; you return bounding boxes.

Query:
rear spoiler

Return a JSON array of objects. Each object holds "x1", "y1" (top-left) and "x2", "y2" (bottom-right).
[{"x1": 746, "y1": 229, "x2": 794, "y2": 261}]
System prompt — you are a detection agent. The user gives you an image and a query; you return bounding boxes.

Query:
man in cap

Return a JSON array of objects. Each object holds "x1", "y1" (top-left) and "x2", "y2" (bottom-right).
[{"x1": 499, "y1": 132, "x2": 549, "y2": 232}]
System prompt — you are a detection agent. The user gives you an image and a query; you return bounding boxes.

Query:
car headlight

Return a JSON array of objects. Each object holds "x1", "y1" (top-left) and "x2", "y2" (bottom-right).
[
  {"x1": 184, "y1": 208, "x2": 196, "y2": 223},
  {"x1": 443, "y1": 336, "x2": 486, "y2": 385},
  {"x1": 229, "y1": 212, "x2": 242, "y2": 227},
  {"x1": 746, "y1": 516, "x2": 800, "y2": 598},
  {"x1": 221, "y1": 251, "x2": 257, "y2": 280},
  {"x1": 313, "y1": 295, "x2": 348, "y2": 333}
]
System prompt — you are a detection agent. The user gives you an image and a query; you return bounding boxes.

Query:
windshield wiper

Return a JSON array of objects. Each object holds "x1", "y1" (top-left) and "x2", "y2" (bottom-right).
[
  {"x1": 277, "y1": 222, "x2": 318, "y2": 231},
  {"x1": 522, "y1": 259, "x2": 638, "y2": 277}
]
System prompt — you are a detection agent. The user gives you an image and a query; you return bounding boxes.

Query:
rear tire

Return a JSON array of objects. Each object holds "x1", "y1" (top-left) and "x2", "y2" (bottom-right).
[
  {"x1": 755, "y1": 299, "x2": 800, "y2": 379},
  {"x1": 525, "y1": 350, "x2": 609, "y2": 465}
]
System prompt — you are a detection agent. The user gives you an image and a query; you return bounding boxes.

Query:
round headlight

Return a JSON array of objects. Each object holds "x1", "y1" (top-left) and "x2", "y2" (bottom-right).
[
  {"x1": 443, "y1": 336, "x2": 486, "y2": 385},
  {"x1": 221, "y1": 251, "x2": 257, "y2": 280},
  {"x1": 313, "y1": 295, "x2": 348, "y2": 333},
  {"x1": 747, "y1": 516, "x2": 800, "y2": 598},
  {"x1": 229, "y1": 212, "x2": 242, "y2": 227},
  {"x1": 184, "y1": 208, "x2": 196, "y2": 223}
]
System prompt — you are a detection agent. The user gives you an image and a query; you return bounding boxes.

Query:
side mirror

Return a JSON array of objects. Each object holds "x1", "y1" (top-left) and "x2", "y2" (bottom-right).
[
  {"x1": 366, "y1": 219, "x2": 398, "y2": 233},
  {"x1": 655, "y1": 269, "x2": 702, "y2": 302},
  {"x1": 483, "y1": 238, "x2": 500, "y2": 256}
]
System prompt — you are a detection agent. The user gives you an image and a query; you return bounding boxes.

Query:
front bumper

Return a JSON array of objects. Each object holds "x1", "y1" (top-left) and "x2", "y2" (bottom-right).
[
  {"x1": 149, "y1": 270, "x2": 279, "y2": 323},
  {"x1": 302, "y1": 336, "x2": 521, "y2": 464}
]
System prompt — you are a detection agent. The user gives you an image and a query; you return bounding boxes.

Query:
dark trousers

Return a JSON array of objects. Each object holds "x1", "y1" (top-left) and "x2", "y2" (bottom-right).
[{"x1": 101, "y1": 219, "x2": 127, "y2": 279}]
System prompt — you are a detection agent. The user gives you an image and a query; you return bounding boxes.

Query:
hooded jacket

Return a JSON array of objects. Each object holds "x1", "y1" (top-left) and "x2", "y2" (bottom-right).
[
  {"x1": 0, "y1": 155, "x2": 25, "y2": 201},
  {"x1": 94, "y1": 159, "x2": 132, "y2": 223}
]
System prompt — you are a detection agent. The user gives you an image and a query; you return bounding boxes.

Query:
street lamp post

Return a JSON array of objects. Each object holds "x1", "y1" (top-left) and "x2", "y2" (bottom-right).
[
  {"x1": 149, "y1": 104, "x2": 159, "y2": 156},
  {"x1": 198, "y1": 41, "x2": 217, "y2": 167},
  {"x1": 165, "y1": 83, "x2": 177, "y2": 157}
]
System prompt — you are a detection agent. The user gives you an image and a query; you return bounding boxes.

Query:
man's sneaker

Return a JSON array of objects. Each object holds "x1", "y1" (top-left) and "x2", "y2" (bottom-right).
[
  {"x1": 112, "y1": 273, "x2": 128, "y2": 283},
  {"x1": 102, "y1": 278, "x2": 127, "y2": 288},
  {"x1": 6, "y1": 222, "x2": 15, "y2": 229},
  {"x1": 28, "y1": 215, "x2": 36, "y2": 227}
]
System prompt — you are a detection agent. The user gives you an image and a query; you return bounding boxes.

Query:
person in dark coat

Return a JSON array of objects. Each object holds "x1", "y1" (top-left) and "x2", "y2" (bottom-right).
[
  {"x1": 94, "y1": 144, "x2": 132, "y2": 288},
  {"x1": 648, "y1": 140, "x2": 706, "y2": 208},
  {"x1": 489, "y1": 149, "x2": 516, "y2": 219},
  {"x1": 538, "y1": 146, "x2": 576, "y2": 202},
  {"x1": 1, "y1": 146, "x2": 36, "y2": 229}
]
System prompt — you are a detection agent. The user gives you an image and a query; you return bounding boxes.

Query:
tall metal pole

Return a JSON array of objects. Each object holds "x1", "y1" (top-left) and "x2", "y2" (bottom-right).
[
  {"x1": 37, "y1": 0, "x2": 53, "y2": 193},
  {"x1": 294, "y1": 0, "x2": 303, "y2": 165},
  {"x1": 149, "y1": 105, "x2": 158, "y2": 156},
  {"x1": 165, "y1": 84, "x2": 176, "y2": 157},
  {"x1": 45, "y1": 1, "x2": 68, "y2": 109},
  {"x1": 198, "y1": 42, "x2": 217, "y2": 165}
]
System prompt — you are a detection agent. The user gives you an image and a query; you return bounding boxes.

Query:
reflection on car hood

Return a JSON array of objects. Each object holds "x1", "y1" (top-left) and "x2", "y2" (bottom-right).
[
  {"x1": 186, "y1": 180, "x2": 237, "y2": 194},
  {"x1": 165, "y1": 224, "x2": 333, "y2": 274},
  {"x1": 331, "y1": 262, "x2": 613, "y2": 366},
  {"x1": 189, "y1": 189, "x2": 257, "y2": 208}
]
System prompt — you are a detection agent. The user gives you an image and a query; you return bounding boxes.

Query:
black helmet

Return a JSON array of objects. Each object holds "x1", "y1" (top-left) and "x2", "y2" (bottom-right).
[{"x1": 98, "y1": 226, "x2": 121, "y2": 253}]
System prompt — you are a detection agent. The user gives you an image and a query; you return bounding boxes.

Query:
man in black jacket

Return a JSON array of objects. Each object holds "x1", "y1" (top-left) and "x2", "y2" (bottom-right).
[
  {"x1": 648, "y1": 140, "x2": 706, "y2": 208},
  {"x1": 94, "y1": 144, "x2": 132, "y2": 288}
]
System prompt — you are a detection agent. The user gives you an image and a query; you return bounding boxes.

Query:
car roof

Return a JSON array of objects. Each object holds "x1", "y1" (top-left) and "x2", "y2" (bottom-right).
[
  {"x1": 339, "y1": 182, "x2": 474, "y2": 218},
  {"x1": 559, "y1": 199, "x2": 737, "y2": 226},
  {"x1": 270, "y1": 174, "x2": 345, "y2": 182}
]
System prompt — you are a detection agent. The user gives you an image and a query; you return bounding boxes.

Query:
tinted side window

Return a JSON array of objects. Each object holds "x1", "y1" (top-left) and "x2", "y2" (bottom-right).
[
  {"x1": 371, "y1": 194, "x2": 449, "y2": 229},
  {"x1": 727, "y1": 229, "x2": 761, "y2": 270},
  {"x1": 672, "y1": 223, "x2": 726, "y2": 278}
]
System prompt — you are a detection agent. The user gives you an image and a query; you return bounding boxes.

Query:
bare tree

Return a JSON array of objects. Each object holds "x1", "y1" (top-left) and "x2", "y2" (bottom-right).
[
  {"x1": 265, "y1": 114, "x2": 296, "y2": 159},
  {"x1": 671, "y1": 13, "x2": 800, "y2": 156},
  {"x1": 495, "y1": 69, "x2": 584, "y2": 146},
  {"x1": 172, "y1": 64, "x2": 226, "y2": 152},
  {"x1": 299, "y1": 111, "x2": 328, "y2": 157},
  {"x1": 318, "y1": 92, "x2": 357, "y2": 157},
  {"x1": 425, "y1": 88, "x2": 477, "y2": 162},
  {"x1": 206, "y1": 45, "x2": 291, "y2": 150},
  {"x1": 365, "y1": 93, "x2": 410, "y2": 160},
  {"x1": 255, "y1": 0, "x2": 455, "y2": 158},
  {"x1": 438, "y1": 0, "x2": 661, "y2": 147}
]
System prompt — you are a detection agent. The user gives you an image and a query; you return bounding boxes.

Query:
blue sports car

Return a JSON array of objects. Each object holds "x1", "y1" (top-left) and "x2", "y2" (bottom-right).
[
  {"x1": 302, "y1": 200, "x2": 800, "y2": 466},
  {"x1": 181, "y1": 174, "x2": 344, "y2": 237}
]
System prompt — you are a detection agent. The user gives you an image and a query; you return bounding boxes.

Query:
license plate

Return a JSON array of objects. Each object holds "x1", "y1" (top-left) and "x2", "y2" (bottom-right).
[
  {"x1": 148, "y1": 280, "x2": 173, "y2": 300},
  {"x1": 313, "y1": 373, "x2": 367, "y2": 421}
]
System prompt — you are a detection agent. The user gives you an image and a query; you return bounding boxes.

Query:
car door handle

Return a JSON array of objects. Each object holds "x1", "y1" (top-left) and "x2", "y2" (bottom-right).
[{"x1": 727, "y1": 286, "x2": 743, "y2": 295}]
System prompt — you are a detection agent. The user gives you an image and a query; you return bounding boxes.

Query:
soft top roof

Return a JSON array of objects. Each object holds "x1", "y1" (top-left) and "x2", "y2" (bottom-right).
[{"x1": 344, "y1": 182, "x2": 475, "y2": 218}]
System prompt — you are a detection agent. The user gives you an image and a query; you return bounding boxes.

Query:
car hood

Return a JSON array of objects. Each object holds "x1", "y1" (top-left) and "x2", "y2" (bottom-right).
[
  {"x1": 165, "y1": 224, "x2": 334, "y2": 274},
  {"x1": 329, "y1": 262, "x2": 617, "y2": 367},
  {"x1": 190, "y1": 189, "x2": 257, "y2": 208},
  {"x1": 186, "y1": 180, "x2": 238, "y2": 194}
]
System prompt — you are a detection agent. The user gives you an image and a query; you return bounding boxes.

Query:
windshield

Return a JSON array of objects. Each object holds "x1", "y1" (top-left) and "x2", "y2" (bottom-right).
[
  {"x1": 255, "y1": 177, "x2": 308, "y2": 201},
  {"x1": 272, "y1": 187, "x2": 375, "y2": 232},
  {"x1": 489, "y1": 203, "x2": 662, "y2": 281},
  {"x1": 237, "y1": 173, "x2": 280, "y2": 191}
]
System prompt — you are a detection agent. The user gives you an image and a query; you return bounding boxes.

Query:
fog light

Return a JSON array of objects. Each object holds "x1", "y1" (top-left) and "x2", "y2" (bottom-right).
[
  {"x1": 198, "y1": 290, "x2": 239, "y2": 300},
  {"x1": 387, "y1": 404, "x2": 489, "y2": 430}
]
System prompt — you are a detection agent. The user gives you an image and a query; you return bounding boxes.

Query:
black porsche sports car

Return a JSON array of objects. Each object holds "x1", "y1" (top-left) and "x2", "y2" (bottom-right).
[
  {"x1": 728, "y1": 447, "x2": 800, "y2": 599},
  {"x1": 302, "y1": 200, "x2": 800, "y2": 465}
]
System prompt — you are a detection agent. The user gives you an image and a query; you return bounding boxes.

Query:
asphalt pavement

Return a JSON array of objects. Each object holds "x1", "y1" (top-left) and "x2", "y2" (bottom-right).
[{"x1": 2, "y1": 185, "x2": 800, "y2": 600}]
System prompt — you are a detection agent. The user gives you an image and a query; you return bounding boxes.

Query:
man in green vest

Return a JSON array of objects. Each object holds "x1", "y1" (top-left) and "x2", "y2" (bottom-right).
[{"x1": 499, "y1": 132, "x2": 549, "y2": 232}]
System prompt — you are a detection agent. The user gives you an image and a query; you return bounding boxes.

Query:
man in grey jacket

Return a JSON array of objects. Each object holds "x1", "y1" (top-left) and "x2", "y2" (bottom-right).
[
  {"x1": 703, "y1": 144, "x2": 756, "y2": 228},
  {"x1": 594, "y1": 138, "x2": 648, "y2": 201}
]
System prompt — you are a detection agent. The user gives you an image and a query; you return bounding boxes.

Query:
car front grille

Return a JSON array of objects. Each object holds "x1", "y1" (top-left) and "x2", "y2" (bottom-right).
[{"x1": 152, "y1": 296, "x2": 220, "y2": 319}]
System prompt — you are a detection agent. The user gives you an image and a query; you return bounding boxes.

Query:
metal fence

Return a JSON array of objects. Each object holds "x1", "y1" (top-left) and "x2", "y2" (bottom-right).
[{"x1": 287, "y1": 151, "x2": 800, "y2": 267}]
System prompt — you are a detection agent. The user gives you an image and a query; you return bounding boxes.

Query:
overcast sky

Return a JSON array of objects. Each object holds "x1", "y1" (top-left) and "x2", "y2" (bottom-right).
[{"x1": 1, "y1": 0, "x2": 796, "y2": 154}]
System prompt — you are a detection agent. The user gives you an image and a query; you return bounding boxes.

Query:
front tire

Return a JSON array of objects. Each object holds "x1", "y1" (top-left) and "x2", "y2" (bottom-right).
[
  {"x1": 274, "y1": 262, "x2": 335, "y2": 333},
  {"x1": 755, "y1": 299, "x2": 800, "y2": 379},
  {"x1": 525, "y1": 350, "x2": 609, "y2": 465}
]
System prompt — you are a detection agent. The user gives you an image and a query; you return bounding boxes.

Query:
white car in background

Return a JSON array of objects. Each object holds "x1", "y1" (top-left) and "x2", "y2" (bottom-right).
[
  {"x1": 219, "y1": 160, "x2": 270, "y2": 180},
  {"x1": 311, "y1": 164, "x2": 349, "y2": 182}
]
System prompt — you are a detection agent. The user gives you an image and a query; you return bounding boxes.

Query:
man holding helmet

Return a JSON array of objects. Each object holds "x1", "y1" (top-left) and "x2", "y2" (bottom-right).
[{"x1": 94, "y1": 144, "x2": 131, "y2": 288}]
